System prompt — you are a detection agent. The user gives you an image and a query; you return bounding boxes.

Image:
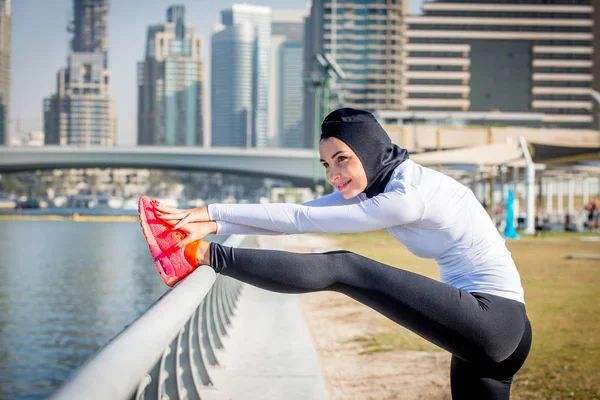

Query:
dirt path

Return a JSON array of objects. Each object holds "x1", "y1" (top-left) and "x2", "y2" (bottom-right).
[{"x1": 257, "y1": 235, "x2": 451, "y2": 400}]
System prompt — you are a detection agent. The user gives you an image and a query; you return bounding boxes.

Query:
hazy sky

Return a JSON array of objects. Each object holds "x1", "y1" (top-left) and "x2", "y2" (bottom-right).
[{"x1": 10, "y1": 0, "x2": 424, "y2": 146}]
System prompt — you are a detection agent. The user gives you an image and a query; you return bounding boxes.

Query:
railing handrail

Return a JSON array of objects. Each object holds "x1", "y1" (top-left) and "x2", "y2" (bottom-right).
[{"x1": 50, "y1": 235, "x2": 246, "y2": 400}]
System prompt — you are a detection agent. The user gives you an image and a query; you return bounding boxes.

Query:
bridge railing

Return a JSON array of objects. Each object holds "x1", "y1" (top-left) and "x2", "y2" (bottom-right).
[{"x1": 50, "y1": 235, "x2": 247, "y2": 400}]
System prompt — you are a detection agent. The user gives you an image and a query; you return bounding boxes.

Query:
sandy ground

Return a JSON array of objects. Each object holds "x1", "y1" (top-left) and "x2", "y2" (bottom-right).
[{"x1": 257, "y1": 235, "x2": 451, "y2": 400}]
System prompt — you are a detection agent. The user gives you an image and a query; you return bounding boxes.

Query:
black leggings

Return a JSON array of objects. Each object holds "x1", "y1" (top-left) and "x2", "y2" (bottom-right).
[{"x1": 210, "y1": 243, "x2": 532, "y2": 400}]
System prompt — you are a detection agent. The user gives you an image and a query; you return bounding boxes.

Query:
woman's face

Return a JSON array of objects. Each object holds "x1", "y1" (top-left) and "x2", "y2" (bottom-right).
[{"x1": 319, "y1": 137, "x2": 368, "y2": 199}]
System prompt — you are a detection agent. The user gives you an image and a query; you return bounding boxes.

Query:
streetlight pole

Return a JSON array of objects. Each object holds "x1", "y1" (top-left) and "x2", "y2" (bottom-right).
[
  {"x1": 323, "y1": 72, "x2": 331, "y2": 117},
  {"x1": 311, "y1": 53, "x2": 346, "y2": 190},
  {"x1": 313, "y1": 82, "x2": 322, "y2": 188}
]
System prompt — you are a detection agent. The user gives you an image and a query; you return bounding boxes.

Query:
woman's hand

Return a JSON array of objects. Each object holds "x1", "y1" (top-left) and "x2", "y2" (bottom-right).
[
  {"x1": 155, "y1": 203, "x2": 210, "y2": 230},
  {"x1": 163, "y1": 219, "x2": 217, "y2": 248}
]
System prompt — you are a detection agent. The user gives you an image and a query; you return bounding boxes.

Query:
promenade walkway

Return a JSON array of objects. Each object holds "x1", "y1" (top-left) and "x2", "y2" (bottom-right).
[
  {"x1": 202, "y1": 234, "x2": 450, "y2": 399},
  {"x1": 201, "y1": 250, "x2": 328, "y2": 399}
]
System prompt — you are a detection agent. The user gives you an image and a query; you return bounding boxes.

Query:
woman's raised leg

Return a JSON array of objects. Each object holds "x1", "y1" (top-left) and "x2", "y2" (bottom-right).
[
  {"x1": 205, "y1": 242, "x2": 531, "y2": 397},
  {"x1": 208, "y1": 244, "x2": 529, "y2": 364}
]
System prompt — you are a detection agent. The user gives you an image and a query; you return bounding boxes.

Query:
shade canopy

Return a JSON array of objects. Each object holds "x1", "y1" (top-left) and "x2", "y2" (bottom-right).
[
  {"x1": 411, "y1": 142, "x2": 523, "y2": 167},
  {"x1": 410, "y1": 141, "x2": 599, "y2": 169}
]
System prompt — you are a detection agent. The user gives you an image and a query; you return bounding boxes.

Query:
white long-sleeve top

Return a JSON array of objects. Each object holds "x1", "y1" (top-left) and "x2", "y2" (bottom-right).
[{"x1": 208, "y1": 160, "x2": 524, "y2": 303}]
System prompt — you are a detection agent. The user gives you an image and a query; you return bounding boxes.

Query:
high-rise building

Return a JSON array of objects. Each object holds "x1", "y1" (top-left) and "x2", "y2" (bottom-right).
[
  {"x1": 44, "y1": 53, "x2": 115, "y2": 145},
  {"x1": 304, "y1": 0, "x2": 407, "y2": 149},
  {"x1": 402, "y1": 0, "x2": 594, "y2": 129},
  {"x1": 137, "y1": 6, "x2": 205, "y2": 146},
  {"x1": 211, "y1": 23, "x2": 255, "y2": 147},
  {"x1": 0, "y1": 0, "x2": 10, "y2": 146},
  {"x1": 269, "y1": 10, "x2": 305, "y2": 148},
  {"x1": 44, "y1": 0, "x2": 115, "y2": 146},
  {"x1": 212, "y1": 4, "x2": 271, "y2": 148},
  {"x1": 70, "y1": 0, "x2": 108, "y2": 66}
]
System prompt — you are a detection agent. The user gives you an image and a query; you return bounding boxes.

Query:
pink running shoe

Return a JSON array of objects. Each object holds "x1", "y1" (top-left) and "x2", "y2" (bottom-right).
[{"x1": 138, "y1": 196, "x2": 197, "y2": 286}]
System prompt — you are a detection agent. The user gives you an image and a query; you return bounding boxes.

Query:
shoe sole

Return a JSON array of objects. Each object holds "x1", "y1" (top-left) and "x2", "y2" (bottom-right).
[{"x1": 138, "y1": 197, "x2": 179, "y2": 287}]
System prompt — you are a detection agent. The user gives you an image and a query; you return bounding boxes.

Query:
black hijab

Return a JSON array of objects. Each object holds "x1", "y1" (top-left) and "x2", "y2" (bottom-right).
[{"x1": 320, "y1": 108, "x2": 410, "y2": 198}]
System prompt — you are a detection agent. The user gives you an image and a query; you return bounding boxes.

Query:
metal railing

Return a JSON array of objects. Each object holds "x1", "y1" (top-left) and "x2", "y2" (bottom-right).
[{"x1": 50, "y1": 235, "x2": 247, "y2": 400}]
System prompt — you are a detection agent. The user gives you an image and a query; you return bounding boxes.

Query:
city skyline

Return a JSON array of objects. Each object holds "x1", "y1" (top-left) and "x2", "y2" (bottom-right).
[
  {"x1": 10, "y1": 0, "x2": 304, "y2": 147},
  {"x1": 8, "y1": 0, "x2": 427, "y2": 147}
]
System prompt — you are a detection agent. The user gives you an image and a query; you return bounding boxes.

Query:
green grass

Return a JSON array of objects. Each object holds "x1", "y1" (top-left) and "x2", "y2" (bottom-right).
[
  {"x1": 326, "y1": 231, "x2": 600, "y2": 399},
  {"x1": 519, "y1": 230, "x2": 600, "y2": 241},
  {"x1": 348, "y1": 331, "x2": 440, "y2": 355}
]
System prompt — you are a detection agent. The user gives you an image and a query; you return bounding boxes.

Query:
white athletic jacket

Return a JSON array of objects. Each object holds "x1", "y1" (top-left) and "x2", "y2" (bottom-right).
[{"x1": 207, "y1": 160, "x2": 525, "y2": 303}]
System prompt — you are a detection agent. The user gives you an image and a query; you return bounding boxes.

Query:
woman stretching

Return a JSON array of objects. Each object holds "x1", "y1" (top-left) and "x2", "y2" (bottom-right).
[{"x1": 138, "y1": 108, "x2": 532, "y2": 399}]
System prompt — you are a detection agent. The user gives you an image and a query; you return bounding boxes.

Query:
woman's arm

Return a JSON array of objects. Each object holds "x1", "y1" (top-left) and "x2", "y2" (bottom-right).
[
  {"x1": 208, "y1": 186, "x2": 425, "y2": 234},
  {"x1": 301, "y1": 190, "x2": 364, "y2": 207},
  {"x1": 157, "y1": 191, "x2": 361, "y2": 235},
  {"x1": 214, "y1": 220, "x2": 282, "y2": 236},
  {"x1": 215, "y1": 191, "x2": 362, "y2": 235}
]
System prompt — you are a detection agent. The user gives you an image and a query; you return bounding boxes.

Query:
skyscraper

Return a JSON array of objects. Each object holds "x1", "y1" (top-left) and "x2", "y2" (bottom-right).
[
  {"x1": 211, "y1": 23, "x2": 255, "y2": 147},
  {"x1": 0, "y1": 0, "x2": 10, "y2": 146},
  {"x1": 270, "y1": 10, "x2": 305, "y2": 148},
  {"x1": 304, "y1": 0, "x2": 407, "y2": 148},
  {"x1": 137, "y1": 6, "x2": 205, "y2": 146},
  {"x1": 69, "y1": 0, "x2": 108, "y2": 66},
  {"x1": 212, "y1": 4, "x2": 271, "y2": 148},
  {"x1": 44, "y1": 0, "x2": 116, "y2": 146}
]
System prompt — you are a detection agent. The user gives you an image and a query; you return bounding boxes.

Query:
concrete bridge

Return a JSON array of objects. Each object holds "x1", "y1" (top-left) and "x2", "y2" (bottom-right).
[{"x1": 0, "y1": 146, "x2": 318, "y2": 185}]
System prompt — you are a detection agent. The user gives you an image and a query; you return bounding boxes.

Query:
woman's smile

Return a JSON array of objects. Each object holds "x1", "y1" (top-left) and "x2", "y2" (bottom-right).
[{"x1": 336, "y1": 179, "x2": 352, "y2": 191}]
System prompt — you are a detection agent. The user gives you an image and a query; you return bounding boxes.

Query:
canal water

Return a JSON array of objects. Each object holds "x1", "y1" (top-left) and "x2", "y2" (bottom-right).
[{"x1": 0, "y1": 220, "x2": 221, "y2": 400}]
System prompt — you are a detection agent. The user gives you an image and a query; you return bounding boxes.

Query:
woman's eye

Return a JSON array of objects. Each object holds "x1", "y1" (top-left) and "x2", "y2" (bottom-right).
[
  {"x1": 338, "y1": 156, "x2": 347, "y2": 162},
  {"x1": 322, "y1": 163, "x2": 329, "y2": 168}
]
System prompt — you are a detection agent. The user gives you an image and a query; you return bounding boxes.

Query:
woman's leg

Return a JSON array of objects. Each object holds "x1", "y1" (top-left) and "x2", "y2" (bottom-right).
[
  {"x1": 450, "y1": 318, "x2": 532, "y2": 399},
  {"x1": 451, "y1": 356, "x2": 513, "y2": 400},
  {"x1": 208, "y1": 243, "x2": 531, "y2": 377}
]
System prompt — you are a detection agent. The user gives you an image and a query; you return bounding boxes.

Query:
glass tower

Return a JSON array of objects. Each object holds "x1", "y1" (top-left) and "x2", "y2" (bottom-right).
[
  {"x1": 211, "y1": 23, "x2": 255, "y2": 147},
  {"x1": 0, "y1": 0, "x2": 10, "y2": 146},
  {"x1": 270, "y1": 10, "x2": 305, "y2": 149},
  {"x1": 137, "y1": 6, "x2": 205, "y2": 146},
  {"x1": 216, "y1": 4, "x2": 271, "y2": 148}
]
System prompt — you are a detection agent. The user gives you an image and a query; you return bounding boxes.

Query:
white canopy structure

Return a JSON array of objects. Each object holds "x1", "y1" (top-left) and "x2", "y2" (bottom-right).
[
  {"x1": 409, "y1": 138, "x2": 600, "y2": 234},
  {"x1": 410, "y1": 139, "x2": 539, "y2": 233},
  {"x1": 411, "y1": 142, "x2": 524, "y2": 167}
]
